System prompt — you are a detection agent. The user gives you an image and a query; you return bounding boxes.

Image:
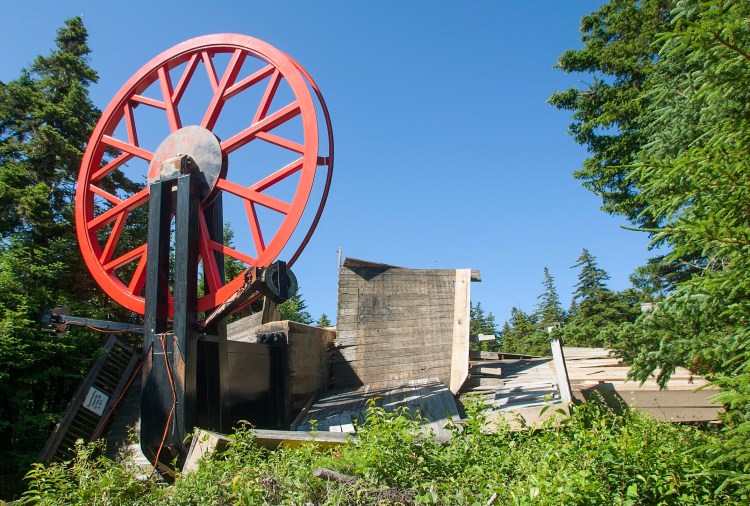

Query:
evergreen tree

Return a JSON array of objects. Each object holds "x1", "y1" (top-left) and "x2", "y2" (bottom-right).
[
  {"x1": 498, "y1": 307, "x2": 550, "y2": 357},
  {"x1": 470, "y1": 302, "x2": 498, "y2": 337},
  {"x1": 570, "y1": 249, "x2": 610, "y2": 306},
  {"x1": 535, "y1": 267, "x2": 563, "y2": 328},
  {"x1": 562, "y1": 249, "x2": 639, "y2": 347},
  {"x1": 470, "y1": 302, "x2": 499, "y2": 351},
  {"x1": 316, "y1": 313, "x2": 332, "y2": 328},
  {"x1": 0, "y1": 18, "x2": 131, "y2": 480},
  {"x1": 554, "y1": 2, "x2": 750, "y2": 488},
  {"x1": 548, "y1": 0, "x2": 673, "y2": 228},
  {"x1": 277, "y1": 292, "x2": 313, "y2": 325}
]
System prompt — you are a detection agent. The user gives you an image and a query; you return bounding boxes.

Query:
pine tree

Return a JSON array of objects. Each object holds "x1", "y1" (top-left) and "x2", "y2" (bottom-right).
[
  {"x1": 570, "y1": 249, "x2": 610, "y2": 306},
  {"x1": 548, "y1": 0, "x2": 673, "y2": 228},
  {"x1": 470, "y1": 302, "x2": 499, "y2": 351},
  {"x1": 535, "y1": 267, "x2": 563, "y2": 328},
  {"x1": 562, "y1": 249, "x2": 638, "y2": 347},
  {"x1": 499, "y1": 307, "x2": 550, "y2": 356}
]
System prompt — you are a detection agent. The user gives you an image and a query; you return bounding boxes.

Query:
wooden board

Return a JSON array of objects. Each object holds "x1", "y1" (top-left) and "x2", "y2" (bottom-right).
[
  {"x1": 184, "y1": 428, "x2": 349, "y2": 473},
  {"x1": 295, "y1": 379, "x2": 459, "y2": 439},
  {"x1": 335, "y1": 260, "x2": 476, "y2": 391}
]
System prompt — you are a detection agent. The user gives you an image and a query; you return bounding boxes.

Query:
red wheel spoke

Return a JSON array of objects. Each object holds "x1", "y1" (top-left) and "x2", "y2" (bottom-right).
[
  {"x1": 201, "y1": 51, "x2": 219, "y2": 92},
  {"x1": 201, "y1": 49, "x2": 246, "y2": 130},
  {"x1": 103, "y1": 243, "x2": 146, "y2": 271},
  {"x1": 244, "y1": 200, "x2": 266, "y2": 255},
  {"x1": 124, "y1": 103, "x2": 138, "y2": 146},
  {"x1": 252, "y1": 69, "x2": 281, "y2": 123},
  {"x1": 215, "y1": 178, "x2": 290, "y2": 214},
  {"x1": 90, "y1": 184, "x2": 122, "y2": 205},
  {"x1": 250, "y1": 158, "x2": 303, "y2": 192},
  {"x1": 215, "y1": 242, "x2": 256, "y2": 265},
  {"x1": 92, "y1": 153, "x2": 133, "y2": 182},
  {"x1": 158, "y1": 67, "x2": 182, "y2": 132},
  {"x1": 128, "y1": 254, "x2": 148, "y2": 295},
  {"x1": 255, "y1": 131, "x2": 305, "y2": 154},
  {"x1": 88, "y1": 188, "x2": 149, "y2": 231},
  {"x1": 224, "y1": 64, "x2": 275, "y2": 100},
  {"x1": 198, "y1": 213, "x2": 222, "y2": 293},
  {"x1": 220, "y1": 102, "x2": 301, "y2": 154},
  {"x1": 172, "y1": 53, "x2": 200, "y2": 105},
  {"x1": 102, "y1": 135, "x2": 153, "y2": 161},
  {"x1": 100, "y1": 212, "x2": 127, "y2": 264},
  {"x1": 131, "y1": 95, "x2": 165, "y2": 109}
]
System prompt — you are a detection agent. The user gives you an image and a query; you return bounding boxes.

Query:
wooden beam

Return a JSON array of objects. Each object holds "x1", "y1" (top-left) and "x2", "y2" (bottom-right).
[{"x1": 450, "y1": 269, "x2": 471, "y2": 393}]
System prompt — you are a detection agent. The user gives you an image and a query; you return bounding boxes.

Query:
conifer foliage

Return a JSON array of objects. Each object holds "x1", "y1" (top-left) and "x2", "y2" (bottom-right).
[
  {"x1": 552, "y1": 0, "x2": 750, "y2": 493},
  {"x1": 0, "y1": 18, "x2": 134, "y2": 482}
]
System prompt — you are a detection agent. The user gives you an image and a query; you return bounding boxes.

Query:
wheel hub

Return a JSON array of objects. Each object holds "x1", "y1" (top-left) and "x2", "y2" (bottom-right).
[{"x1": 147, "y1": 125, "x2": 226, "y2": 202}]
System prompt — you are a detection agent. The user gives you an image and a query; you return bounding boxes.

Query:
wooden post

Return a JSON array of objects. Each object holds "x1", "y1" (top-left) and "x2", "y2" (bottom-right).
[
  {"x1": 550, "y1": 339, "x2": 572, "y2": 404},
  {"x1": 450, "y1": 269, "x2": 471, "y2": 393}
]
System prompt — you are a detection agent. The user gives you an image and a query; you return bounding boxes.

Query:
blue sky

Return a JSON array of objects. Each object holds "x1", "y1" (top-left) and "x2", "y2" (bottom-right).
[{"x1": 1, "y1": 1, "x2": 655, "y2": 325}]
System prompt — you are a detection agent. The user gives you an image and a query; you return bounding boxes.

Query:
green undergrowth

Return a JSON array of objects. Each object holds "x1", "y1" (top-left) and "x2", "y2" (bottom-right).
[{"x1": 15, "y1": 397, "x2": 744, "y2": 505}]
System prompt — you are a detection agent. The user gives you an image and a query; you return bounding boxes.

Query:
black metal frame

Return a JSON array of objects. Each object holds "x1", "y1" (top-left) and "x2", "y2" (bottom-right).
[{"x1": 140, "y1": 167, "x2": 230, "y2": 465}]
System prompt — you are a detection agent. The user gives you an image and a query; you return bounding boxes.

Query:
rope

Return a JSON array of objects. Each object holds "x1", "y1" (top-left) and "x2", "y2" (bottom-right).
[{"x1": 151, "y1": 332, "x2": 177, "y2": 477}]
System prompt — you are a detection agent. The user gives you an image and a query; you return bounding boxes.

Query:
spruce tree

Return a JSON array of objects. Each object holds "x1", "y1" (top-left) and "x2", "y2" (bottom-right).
[
  {"x1": 0, "y1": 17, "x2": 128, "y2": 481},
  {"x1": 277, "y1": 292, "x2": 313, "y2": 325},
  {"x1": 499, "y1": 307, "x2": 550, "y2": 356},
  {"x1": 316, "y1": 313, "x2": 332, "y2": 328},
  {"x1": 570, "y1": 249, "x2": 610, "y2": 306},
  {"x1": 535, "y1": 267, "x2": 563, "y2": 328}
]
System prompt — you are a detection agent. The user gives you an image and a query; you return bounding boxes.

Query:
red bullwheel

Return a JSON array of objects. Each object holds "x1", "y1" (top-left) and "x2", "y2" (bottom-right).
[{"x1": 75, "y1": 34, "x2": 333, "y2": 315}]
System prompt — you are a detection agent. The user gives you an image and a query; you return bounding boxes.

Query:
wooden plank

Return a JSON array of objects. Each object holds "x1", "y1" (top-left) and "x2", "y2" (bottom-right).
[
  {"x1": 614, "y1": 389, "x2": 720, "y2": 408},
  {"x1": 470, "y1": 351, "x2": 500, "y2": 360},
  {"x1": 551, "y1": 339, "x2": 572, "y2": 404},
  {"x1": 450, "y1": 269, "x2": 470, "y2": 393},
  {"x1": 184, "y1": 428, "x2": 350, "y2": 473}
]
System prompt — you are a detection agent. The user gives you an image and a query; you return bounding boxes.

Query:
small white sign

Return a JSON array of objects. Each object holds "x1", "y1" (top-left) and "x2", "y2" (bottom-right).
[{"x1": 82, "y1": 386, "x2": 110, "y2": 417}]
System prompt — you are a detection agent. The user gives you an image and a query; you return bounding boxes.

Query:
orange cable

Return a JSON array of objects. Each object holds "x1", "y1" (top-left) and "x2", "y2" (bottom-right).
[
  {"x1": 62, "y1": 320, "x2": 144, "y2": 333},
  {"x1": 151, "y1": 332, "x2": 178, "y2": 477},
  {"x1": 90, "y1": 360, "x2": 144, "y2": 441}
]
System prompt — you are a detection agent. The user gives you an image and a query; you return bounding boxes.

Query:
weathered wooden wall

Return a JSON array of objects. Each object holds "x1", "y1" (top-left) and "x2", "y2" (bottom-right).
[
  {"x1": 253, "y1": 320, "x2": 336, "y2": 414},
  {"x1": 334, "y1": 259, "x2": 471, "y2": 392}
]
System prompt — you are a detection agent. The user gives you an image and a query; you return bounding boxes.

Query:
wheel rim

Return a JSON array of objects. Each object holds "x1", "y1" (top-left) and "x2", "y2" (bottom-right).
[{"x1": 75, "y1": 34, "x2": 333, "y2": 315}]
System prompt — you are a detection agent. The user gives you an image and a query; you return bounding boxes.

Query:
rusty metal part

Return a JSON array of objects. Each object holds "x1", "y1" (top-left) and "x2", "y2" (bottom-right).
[{"x1": 199, "y1": 261, "x2": 297, "y2": 331}]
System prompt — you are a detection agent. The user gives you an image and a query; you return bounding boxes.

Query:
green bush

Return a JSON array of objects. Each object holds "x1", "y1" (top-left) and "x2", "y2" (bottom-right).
[{"x1": 17, "y1": 399, "x2": 742, "y2": 505}]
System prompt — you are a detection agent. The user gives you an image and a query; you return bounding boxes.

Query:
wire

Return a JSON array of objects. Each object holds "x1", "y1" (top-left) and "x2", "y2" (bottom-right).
[
  {"x1": 90, "y1": 360, "x2": 144, "y2": 441},
  {"x1": 62, "y1": 320, "x2": 144, "y2": 334},
  {"x1": 151, "y1": 332, "x2": 177, "y2": 478}
]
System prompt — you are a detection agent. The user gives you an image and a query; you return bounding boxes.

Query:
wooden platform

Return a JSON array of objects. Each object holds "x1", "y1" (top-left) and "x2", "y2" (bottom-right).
[
  {"x1": 460, "y1": 356, "x2": 563, "y2": 429},
  {"x1": 460, "y1": 347, "x2": 722, "y2": 428},
  {"x1": 294, "y1": 378, "x2": 459, "y2": 439}
]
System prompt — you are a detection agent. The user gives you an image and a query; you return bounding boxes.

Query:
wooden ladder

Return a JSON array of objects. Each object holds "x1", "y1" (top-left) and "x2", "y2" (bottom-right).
[{"x1": 39, "y1": 335, "x2": 141, "y2": 462}]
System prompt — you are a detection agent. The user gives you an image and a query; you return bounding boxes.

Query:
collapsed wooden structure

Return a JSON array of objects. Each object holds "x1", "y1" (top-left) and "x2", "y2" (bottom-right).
[{"x1": 41, "y1": 257, "x2": 723, "y2": 466}]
